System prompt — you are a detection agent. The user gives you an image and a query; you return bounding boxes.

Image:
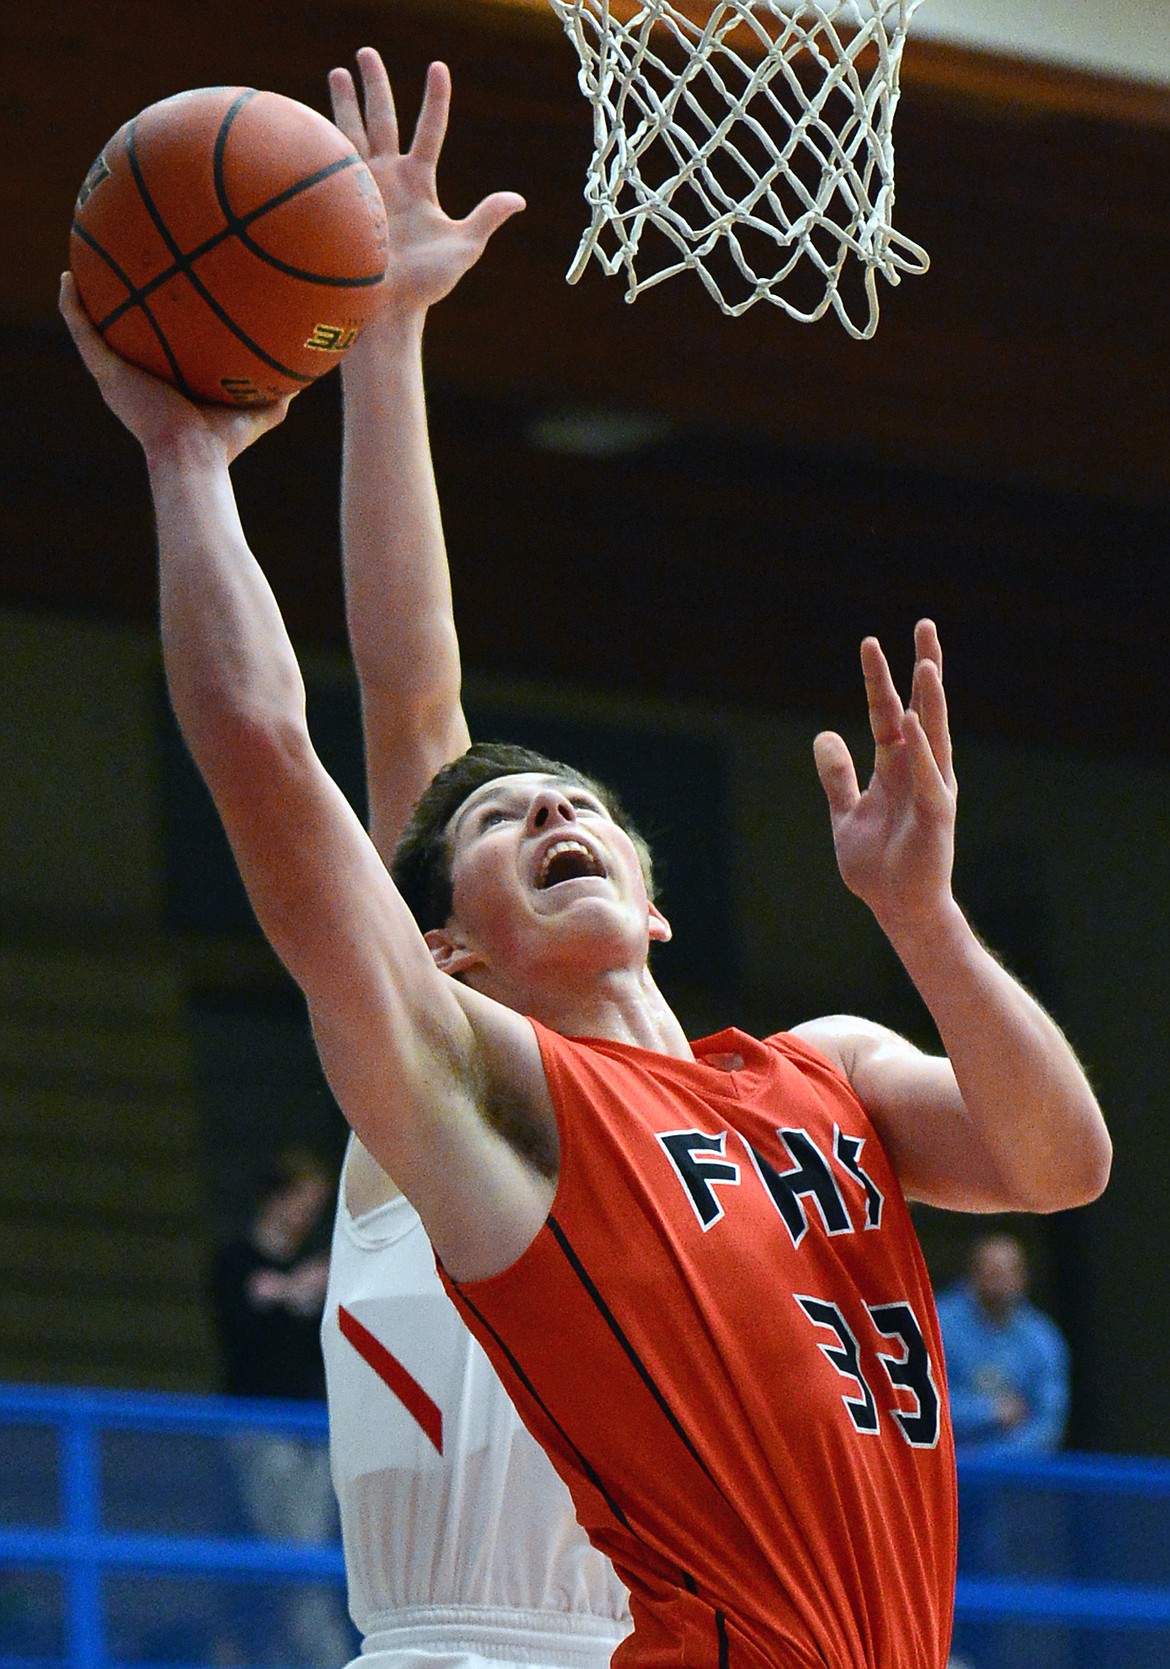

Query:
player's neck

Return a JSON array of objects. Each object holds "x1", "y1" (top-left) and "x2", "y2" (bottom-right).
[{"x1": 526, "y1": 964, "x2": 693, "y2": 1058}]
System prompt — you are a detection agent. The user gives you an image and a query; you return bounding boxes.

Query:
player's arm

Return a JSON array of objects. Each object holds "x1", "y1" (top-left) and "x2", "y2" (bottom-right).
[
  {"x1": 329, "y1": 50, "x2": 524, "y2": 857},
  {"x1": 794, "y1": 621, "x2": 1111, "y2": 1215},
  {"x1": 60, "y1": 277, "x2": 553, "y2": 1281}
]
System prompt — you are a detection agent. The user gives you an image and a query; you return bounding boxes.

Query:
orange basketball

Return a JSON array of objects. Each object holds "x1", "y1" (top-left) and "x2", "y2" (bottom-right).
[{"x1": 70, "y1": 87, "x2": 389, "y2": 406}]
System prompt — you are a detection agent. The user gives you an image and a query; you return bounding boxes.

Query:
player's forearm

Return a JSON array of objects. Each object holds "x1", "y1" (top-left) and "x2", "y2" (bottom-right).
[
  {"x1": 340, "y1": 311, "x2": 464, "y2": 717},
  {"x1": 889, "y1": 899, "x2": 1111, "y2": 1211},
  {"x1": 149, "y1": 434, "x2": 306, "y2": 770}
]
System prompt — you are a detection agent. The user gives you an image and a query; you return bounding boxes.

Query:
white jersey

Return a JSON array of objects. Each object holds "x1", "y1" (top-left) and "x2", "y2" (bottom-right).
[{"x1": 322, "y1": 1141, "x2": 631, "y2": 1669}]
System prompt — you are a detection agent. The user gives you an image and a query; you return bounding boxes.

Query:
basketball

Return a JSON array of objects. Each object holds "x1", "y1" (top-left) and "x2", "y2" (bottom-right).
[{"x1": 69, "y1": 87, "x2": 389, "y2": 406}]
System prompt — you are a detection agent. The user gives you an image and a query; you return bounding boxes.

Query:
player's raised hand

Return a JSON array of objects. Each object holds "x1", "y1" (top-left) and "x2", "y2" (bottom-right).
[
  {"x1": 59, "y1": 274, "x2": 293, "y2": 466},
  {"x1": 328, "y1": 49, "x2": 525, "y2": 317},
  {"x1": 813, "y1": 620, "x2": 957, "y2": 938}
]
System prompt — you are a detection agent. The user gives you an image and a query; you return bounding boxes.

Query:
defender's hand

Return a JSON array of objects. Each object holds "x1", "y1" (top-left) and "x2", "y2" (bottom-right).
[
  {"x1": 813, "y1": 620, "x2": 957, "y2": 937},
  {"x1": 59, "y1": 274, "x2": 293, "y2": 466},
  {"x1": 328, "y1": 49, "x2": 525, "y2": 319}
]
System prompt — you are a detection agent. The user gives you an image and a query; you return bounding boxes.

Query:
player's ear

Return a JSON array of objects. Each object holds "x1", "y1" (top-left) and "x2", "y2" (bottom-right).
[
  {"x1": 648, "y1": 901, "x2": 672, "y2": 944},
  {"x1": 425, "y1": 927, "x2": 481, "y2": 976}
]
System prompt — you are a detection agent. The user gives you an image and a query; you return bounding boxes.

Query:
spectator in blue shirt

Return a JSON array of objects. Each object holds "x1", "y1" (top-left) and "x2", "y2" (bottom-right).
[{"x1": 937, "y1": 1231, "x2": 1069, "y2": 1453}]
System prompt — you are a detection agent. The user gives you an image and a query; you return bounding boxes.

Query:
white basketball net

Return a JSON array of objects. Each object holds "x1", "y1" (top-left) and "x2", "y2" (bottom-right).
[{"x1": 546, "y1": 0, "x2": 929, "y2": 337}]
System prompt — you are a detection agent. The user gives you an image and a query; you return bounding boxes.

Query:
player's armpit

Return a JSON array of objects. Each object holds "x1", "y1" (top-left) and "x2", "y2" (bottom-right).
[{"x1": 313, "y1": 982, "x2": 558, "y2": 1284}]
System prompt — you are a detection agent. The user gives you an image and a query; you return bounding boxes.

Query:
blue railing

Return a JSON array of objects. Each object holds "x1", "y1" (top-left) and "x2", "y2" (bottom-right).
[
  {"x1": 3, "y1": 1383, "x2": 1170, "y2": 1668},
  {"x1": 0, "y1": 1384, "x2": 351, "y2": 1669},
  {"x1": 950, "y1": 1449, "x2": 1170, "y2": 1668}
]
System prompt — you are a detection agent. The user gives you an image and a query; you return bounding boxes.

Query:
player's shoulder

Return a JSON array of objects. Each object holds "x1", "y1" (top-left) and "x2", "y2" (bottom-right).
[
  {"x1": 786, "y1": 1013, "x2": 911, "y2": 1066},
  {"x1": 766, "y1": 1015, "x2": 898, "y2": 1091},
  {"x1": 764, "y1": 1023, "x2": 846, "y2": 1067}
]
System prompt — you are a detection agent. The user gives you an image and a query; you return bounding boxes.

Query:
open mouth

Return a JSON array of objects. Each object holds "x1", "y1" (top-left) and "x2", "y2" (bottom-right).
[{"x1": 536, "y1": 838, "x2": 607, "y2": 889}]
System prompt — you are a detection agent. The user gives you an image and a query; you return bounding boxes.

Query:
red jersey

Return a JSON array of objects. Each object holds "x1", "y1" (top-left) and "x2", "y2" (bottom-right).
[{"x1": 441, "y1": 1023, "x2": 956, "y2": 1669}]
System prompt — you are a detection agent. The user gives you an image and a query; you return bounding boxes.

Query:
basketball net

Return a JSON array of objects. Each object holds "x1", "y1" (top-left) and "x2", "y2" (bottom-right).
[{"x1": 546, "y1": 0, "x2": 929, "y2": 336}]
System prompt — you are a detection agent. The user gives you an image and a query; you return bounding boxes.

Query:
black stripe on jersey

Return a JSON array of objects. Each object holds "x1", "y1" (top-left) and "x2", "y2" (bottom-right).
[
  {"x1": 716, "y1": 1610, "x2": 730, "y2": 1669},
  {"x1": 451, "y1": 1281, "x2": 633, "y2": 1531},
  {"x1": 547, "y1": 1214, "x2": 736, "y2": 1511}
]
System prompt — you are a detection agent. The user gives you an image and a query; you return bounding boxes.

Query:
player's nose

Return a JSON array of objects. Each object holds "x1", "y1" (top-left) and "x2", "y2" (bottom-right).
[{"x1": 528, "y1": 790, "x2": 577, "y2": 832}]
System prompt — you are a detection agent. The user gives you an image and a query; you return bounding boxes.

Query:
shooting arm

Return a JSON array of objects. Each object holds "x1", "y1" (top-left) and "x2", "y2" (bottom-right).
[
  {"x1": 148, "y1": 426, "x2": 431, "y2": 1019},
  {"x1": 61, "y1": 273, "x2": 551, "y2": 1279},
  {"x1": 150, "y1": 429, "x2": 550, "y2": 1272}
]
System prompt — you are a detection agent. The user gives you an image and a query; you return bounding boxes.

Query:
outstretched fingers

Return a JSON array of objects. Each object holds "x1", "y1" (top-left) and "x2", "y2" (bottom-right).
[
  {"x1": 915, "y1": 616, "x2": 943, "y2": 680},
  {"x1": 408, "y1": 60, "x2": 451, "y2": 169},
  {"x1": 357, "y1": 46, "x2": 401, "y2": 157},
  {"x1": 910, "y1": 618, "x2": 954, "y2": 788},
  {"x1": 860, "y1": 635, "x2": 908, "y2": 754},
  {"x1": 329, "y1": 48, "x2": 400, "y2": 158},
  {"x1": 460, "y1": 189, "x2": 527, "y2": 249},
  {"x1": 328, "y1": 68, "x2": 364, "y2": 155},
  {"x1": 813, "y1": 731, "x2": 861, "y2": 821}
]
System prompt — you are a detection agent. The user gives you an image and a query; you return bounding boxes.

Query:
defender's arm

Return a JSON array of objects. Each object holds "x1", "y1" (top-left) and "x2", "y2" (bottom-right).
[{"x1": 330, "y1": 50, "x2": 524, "y2": 857}]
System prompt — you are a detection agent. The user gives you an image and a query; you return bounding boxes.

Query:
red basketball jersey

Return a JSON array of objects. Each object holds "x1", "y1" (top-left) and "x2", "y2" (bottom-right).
[{"x1": 441, "y1": 1023, "x2": 956, "y2": 1669}]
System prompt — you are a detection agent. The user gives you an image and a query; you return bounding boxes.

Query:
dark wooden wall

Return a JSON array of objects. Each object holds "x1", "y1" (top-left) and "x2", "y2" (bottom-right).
[{"x1": 6, "y1": 0, "x2": 1170, "y2": 754}]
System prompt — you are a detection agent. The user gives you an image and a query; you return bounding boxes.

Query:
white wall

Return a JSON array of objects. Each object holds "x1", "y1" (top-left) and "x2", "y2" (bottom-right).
[{"x1": 912, "y1": 0, "x2": 1170, "y2": 87}]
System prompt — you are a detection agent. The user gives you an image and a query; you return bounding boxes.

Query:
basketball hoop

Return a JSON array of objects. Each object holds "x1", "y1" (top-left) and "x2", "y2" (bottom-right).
[{"x1": 546, "y1": 0, "x2": 929, "y2": 336}]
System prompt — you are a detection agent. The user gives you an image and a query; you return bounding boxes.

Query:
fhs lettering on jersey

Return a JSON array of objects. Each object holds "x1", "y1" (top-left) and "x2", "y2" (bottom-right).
[
  {"x1": 337, "y1": 1304, "x2": 444, "y2": 1453},
  {"x1": 657, "y1": 1129, "x2": 740, "y2": 1228},
  {"x1": 833, "y1": 1125, "x2": 884, "y2": 1229},
  {"x1": 656, "y1": 1124, "x2": 885, "y2": 1244},
  {"x1": 749, "y1": 1132, "x2": 852, "y2": 1245}
]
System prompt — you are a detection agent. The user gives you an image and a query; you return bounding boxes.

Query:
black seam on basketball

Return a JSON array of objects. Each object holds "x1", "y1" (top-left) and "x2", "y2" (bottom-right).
[
  {"x1": 220, "y1": 154, "x2": 385, "y2": 287},
  {"x1": 119, "y1": 107, "x2": 311, "y2": 387},
  {"x1": 236, "y1": 165, "x2": 385, "y2": 286},
  {"x1": 135, "y1": 305, "x2": 194, "y2": 398},
  {"x1": 126, "y1": 115, "x2": 188, "y2": 264},
  {"x1": 448, "y1": 1281, "x2": 633, "y2": 1533},
  {"x1": 95, "y1": 218, "x2": 256, "y2": 328},
  {"x1": 547, "y1": 1214, "x2": 737, "y2": 1510},
  {"x1": 211, "y1": 98, "x2": 382, "y2": 286},
  {"x1": 96, "y1": 184, "x2": 381, "y2": 328},
  {"x1": 716, "y1": 1610, "x2": 730, "y2": 1669},
  {"x1": 71, "y1": 220, "x2": 143, "y2": 327},
  {"x1": 71, "y1": 219, "x2": 198, "y2": 400},
  {"x1": 92, "y1": 118, "x2": 240, "y2": 331}
]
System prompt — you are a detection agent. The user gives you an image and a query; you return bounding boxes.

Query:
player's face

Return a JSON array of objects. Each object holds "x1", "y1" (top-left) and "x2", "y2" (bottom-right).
[{"x1": 433, "y1": 772, "x2": 666, "y2": 990}]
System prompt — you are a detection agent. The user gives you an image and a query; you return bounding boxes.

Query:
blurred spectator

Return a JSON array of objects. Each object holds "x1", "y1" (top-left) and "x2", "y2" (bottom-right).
[
  {"x1": 937, "y1": 1231, "x2": 1069, "y2": 1454},
  {"x1": 208, "y1": 1147, "x2": 352, "y2": 1666},
  {"x1": 209, "y1": 1147, "x2": 333, "y2": 1403}
]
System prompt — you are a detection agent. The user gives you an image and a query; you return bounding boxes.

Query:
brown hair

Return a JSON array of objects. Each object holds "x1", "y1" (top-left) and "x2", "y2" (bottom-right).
[{"x1": 391, "y1": 741, "x2": 655, "y2": 932}]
